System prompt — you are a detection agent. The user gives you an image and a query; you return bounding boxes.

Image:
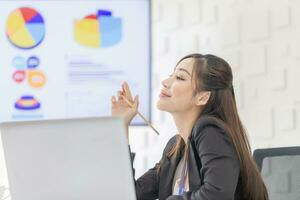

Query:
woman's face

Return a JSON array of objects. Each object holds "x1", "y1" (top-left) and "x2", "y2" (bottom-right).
[{"x1": 156, "y1": 58, "x2": 197, "y2": 113}]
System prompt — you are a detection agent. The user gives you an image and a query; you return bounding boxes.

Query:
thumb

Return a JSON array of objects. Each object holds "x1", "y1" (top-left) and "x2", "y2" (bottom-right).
[{"x1": 133, "y1": 95, "x2": 139, "y2": 110}]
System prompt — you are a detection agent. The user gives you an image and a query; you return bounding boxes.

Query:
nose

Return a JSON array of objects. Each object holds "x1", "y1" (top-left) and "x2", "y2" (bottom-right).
[{"x1": 161, "y1": 76, "x2": 171, "y2": 89}]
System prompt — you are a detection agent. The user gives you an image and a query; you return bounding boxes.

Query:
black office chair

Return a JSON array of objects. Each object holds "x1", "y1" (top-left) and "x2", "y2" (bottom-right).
[{"x1": 253, "y1": 147, "x2": 300, "y2": 200}]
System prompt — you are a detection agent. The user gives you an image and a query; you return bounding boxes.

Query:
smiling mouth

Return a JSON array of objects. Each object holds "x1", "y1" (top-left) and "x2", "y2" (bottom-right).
[{"x1": 159, "y1": 92, "x2": 171, "y2": 98}]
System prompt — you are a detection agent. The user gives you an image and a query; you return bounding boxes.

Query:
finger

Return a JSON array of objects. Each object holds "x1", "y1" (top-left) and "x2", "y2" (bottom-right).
[
  {"x1": 123, "y1": 82, "x2": 133, "y2": 101},
  {"x1": 133, "y1": 95, "x2": 139, "y2": 111},
  {"x1": 119, "y1": 94, "x2": 131, "y2": 107},
  {"x1": 120, "y1": 87, "x2": 129, "y2": 102},
  {"x1": 111, "y1": 96, "x2": 116, "y2": 104},
  {"x1": 117, "y1": 91, "x2": 123, "y2": 101}
]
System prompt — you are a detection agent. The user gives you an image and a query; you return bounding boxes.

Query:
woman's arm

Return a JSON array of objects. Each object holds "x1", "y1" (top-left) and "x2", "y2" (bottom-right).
[
  {"x1": 128, "y1": 146, "x2": 159, "y2": 200},
  {"x1": 130, "y1": 135, "x2": 178, "y2": 200},
  {"x1": 167, "y1": 126, "x2": 240, "y2": 200}
]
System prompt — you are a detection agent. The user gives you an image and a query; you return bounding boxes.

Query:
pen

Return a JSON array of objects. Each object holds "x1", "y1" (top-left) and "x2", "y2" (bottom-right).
[{"x1": 120, "y1": 94, "x2": 160, "y2": 135}]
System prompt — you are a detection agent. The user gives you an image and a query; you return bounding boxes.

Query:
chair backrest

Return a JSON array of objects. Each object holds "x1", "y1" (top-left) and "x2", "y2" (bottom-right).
[{"x1": 253, "y1": 147, "x2": 300, "y2": 200}]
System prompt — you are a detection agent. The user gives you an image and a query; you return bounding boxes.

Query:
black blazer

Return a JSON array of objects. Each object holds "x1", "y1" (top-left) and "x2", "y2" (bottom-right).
[{"x1": 131, "y1": 116, "x2": 245, "y2": 200}]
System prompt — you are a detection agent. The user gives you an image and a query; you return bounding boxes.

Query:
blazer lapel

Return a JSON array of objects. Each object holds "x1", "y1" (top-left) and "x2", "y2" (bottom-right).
[
  {"x1": 187, "y1": 141, "x2": 202, "y2": 189},
  {"x1": 159, "y1": 150, "x2": 182, "y2": 199}
]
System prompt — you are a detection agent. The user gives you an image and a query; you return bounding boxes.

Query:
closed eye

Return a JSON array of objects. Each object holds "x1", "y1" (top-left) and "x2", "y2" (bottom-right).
[
  {"x1": 169, "y1": 73, "x2": 185, "y2": 80},
  {"x1": 176, "y1": 76, "x2": 185, "y2": 80}
]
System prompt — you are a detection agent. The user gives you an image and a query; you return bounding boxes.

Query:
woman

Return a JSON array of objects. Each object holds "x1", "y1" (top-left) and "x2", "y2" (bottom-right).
[{"x1": 111, "y1": 54, "x2": 268, "y2": 200}]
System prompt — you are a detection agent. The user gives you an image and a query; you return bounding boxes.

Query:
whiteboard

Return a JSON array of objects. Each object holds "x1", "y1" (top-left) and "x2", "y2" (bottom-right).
[{"x1": 0, "y1": 0, "x2": 151, "y2": 125}]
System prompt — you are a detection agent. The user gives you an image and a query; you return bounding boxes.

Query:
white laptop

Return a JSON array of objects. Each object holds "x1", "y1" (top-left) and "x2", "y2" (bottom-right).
[{"x1": 0, "y1": 117, "x2": 136, "y2": 200}]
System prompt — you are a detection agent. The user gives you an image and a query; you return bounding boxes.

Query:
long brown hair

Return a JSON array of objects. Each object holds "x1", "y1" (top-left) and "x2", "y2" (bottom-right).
[{"x1": 165, "y1": 54, "x2": 268, "y2": 200}]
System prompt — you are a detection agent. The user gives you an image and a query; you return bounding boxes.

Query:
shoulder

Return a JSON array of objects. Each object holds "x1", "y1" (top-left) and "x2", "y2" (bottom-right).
[
  {"x1": 193, "y1": 115, "x2": 225, "y2": 133},
  {"x1": 162, "y1": 134, "x2": 180, "y2": 155},
  {"x1": 192, "y1": 115, "x2": 226, "y2": 137},
  {"x1": 191, "y1": 115, "x2": 232, "y2": 145},
  {"x1": 191, "y1": 115, "x2": 236, "y2": 156}
]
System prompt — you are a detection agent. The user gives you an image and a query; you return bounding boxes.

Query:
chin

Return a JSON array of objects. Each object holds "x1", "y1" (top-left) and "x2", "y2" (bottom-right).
[
  {"x1": 156, "y1": 99, "x2": 172, "y2": 112},
  {"x1": 156, "y1": 99, "x2": 167, "y2": 111}
]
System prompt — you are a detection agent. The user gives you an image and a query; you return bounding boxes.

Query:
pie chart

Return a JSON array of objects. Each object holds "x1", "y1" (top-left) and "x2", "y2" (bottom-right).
[
  {"x1": 74, "y1": 9, "x2": 122, "y2": 48},
  {"x1": 6, "y1": 7, "x2": 45, "y2": 49}
]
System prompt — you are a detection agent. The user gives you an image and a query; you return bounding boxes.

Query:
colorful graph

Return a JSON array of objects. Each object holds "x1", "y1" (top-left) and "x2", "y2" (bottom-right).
[
  {"x1": 6, "y1": 7, "x2": 45, "y2": 49},
  {"x1": 74, "y1": 9, "x2": 122, "y2": 48},
  {"x1": 15, "y1": 95, "x2": 41, "y2": 110},
  {"x1": 12, "y1": 55, "x2": 46, "y2": 88}
]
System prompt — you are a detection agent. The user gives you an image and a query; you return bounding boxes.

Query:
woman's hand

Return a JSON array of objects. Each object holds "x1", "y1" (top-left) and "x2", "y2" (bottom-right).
[{"x1": 111, "y1": 82, "x2": 139, "y2": 138}]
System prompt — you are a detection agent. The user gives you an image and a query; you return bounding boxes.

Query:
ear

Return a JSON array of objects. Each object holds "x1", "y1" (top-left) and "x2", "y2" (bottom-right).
[{"x1": 195, "y1": 91, "x2": 211, "y2": 106}]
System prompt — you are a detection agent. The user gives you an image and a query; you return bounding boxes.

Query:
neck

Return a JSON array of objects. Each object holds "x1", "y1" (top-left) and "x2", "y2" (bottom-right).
[{"x1": 172, "y1": 110, "x2": 200, "y2": 143}]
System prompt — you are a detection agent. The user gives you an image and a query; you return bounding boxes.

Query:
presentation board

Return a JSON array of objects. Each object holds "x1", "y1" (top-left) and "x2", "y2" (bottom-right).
[{"x1": 0, "y1": 0, "x2": 151, "y2": 125}]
